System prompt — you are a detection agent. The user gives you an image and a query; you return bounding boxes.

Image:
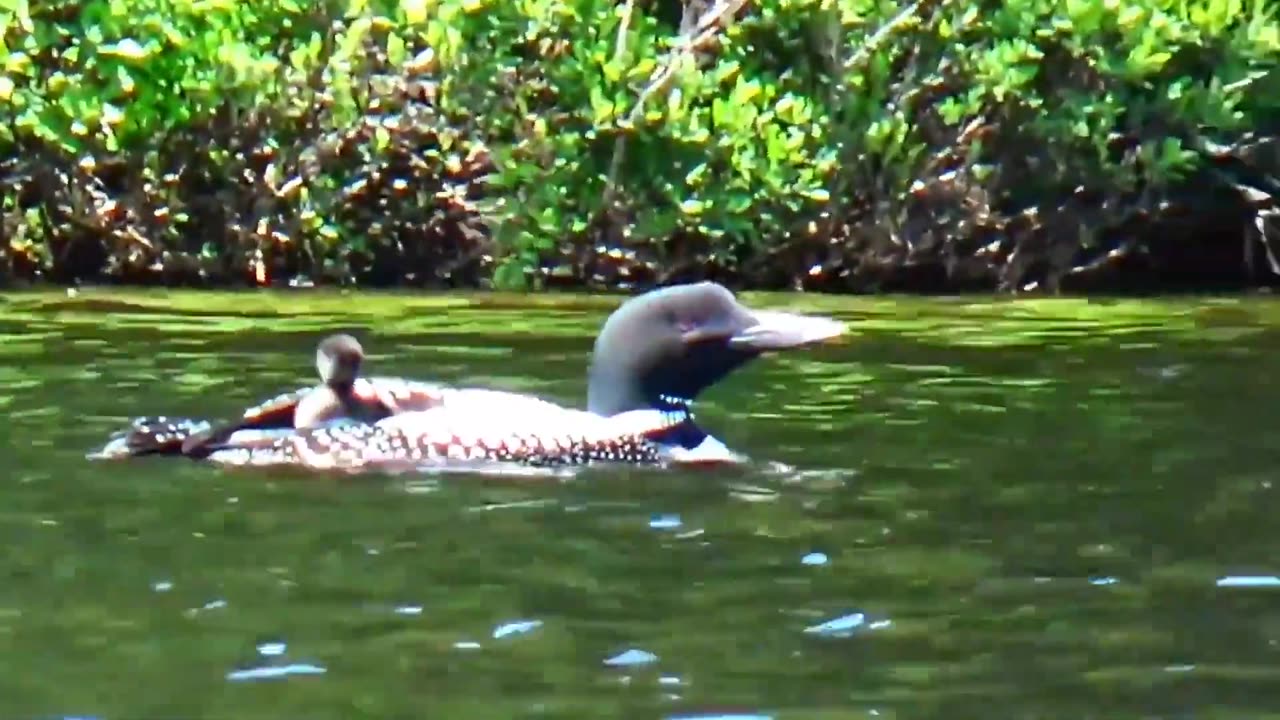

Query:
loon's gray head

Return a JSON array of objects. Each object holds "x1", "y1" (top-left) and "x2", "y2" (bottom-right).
[
  {"x1": 585, "y1": 282, "x2": 845, "y2": 417},
  {"x1": 315, "y1": 334, "x2": 365, "y2": 392}
]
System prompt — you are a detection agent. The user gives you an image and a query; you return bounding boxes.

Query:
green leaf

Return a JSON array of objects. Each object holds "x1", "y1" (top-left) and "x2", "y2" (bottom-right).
[
  {"x1": 401, "y1": 0, "x2": 427, "y2": 23},
  {"x1": 680, "y1": 199, "x2": 705, "y2": 216},
  {"x1": 387, "y1": 34, "x2": 406, "y2": 66}
]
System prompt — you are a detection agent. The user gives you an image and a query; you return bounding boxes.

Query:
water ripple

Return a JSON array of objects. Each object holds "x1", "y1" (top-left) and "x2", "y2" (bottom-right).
[{"x1": 6, "y1": 291, "x2": 1280, "y2": 716}]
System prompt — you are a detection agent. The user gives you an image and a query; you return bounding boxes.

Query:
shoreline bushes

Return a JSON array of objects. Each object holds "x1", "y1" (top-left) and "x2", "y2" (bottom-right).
[{"x1": 1, "y1": 0, "x2": 1278, "y2": 292}]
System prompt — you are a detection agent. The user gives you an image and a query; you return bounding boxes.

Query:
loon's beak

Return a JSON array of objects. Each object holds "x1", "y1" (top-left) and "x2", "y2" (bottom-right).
[{"x1": 727, "y1": 309, "x2": 846, "y2": 351}]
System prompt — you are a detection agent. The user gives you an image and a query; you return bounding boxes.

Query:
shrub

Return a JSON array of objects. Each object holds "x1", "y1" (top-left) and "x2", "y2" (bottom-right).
[{"x1": 1, "y1": 0, "x2": 1277, "y2": 291}]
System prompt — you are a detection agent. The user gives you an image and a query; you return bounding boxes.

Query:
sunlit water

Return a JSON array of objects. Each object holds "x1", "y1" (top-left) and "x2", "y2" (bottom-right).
[{"x1": 4, "y1": 290, "x2": 1280, "y2": 718}]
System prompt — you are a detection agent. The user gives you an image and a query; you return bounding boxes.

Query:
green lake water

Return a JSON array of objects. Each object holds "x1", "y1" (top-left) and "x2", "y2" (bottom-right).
[{"x1": 4, "y1": 289, "x2": 1280, "y2": 719}]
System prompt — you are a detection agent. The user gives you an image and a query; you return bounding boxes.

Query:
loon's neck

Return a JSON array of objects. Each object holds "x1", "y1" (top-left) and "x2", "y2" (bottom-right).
[
  {"x1": 585, "y1": 372, "x2": 710, "y2": 452},
  {"x1": 586, "y1": 360, "x2": 647, "y2": 416},
  {"x1": 585, "y1": 330, "x2": 750, "y2": 418}
]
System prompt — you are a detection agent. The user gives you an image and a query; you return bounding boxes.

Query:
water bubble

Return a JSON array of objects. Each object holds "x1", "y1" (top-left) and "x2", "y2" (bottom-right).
[
  {"x1": 667, "y1": 714, "x2": 773, "y2": 720},
  {"x1": 649, "y1": 514, "x2": 682, "y2": 530},
  {"x1": 492, "y1": 619, "x2": 542, "y2": 639},
  {"x1": 804, "y1": 612, "x2": 864, "y2": 636},
  {"x1": 257, "y1": 642, "x2": 286, "y2": 657},
  {"x1": 604, "y1": 648, "x2": 658, "y2": 667},
  {"x1": 804, "y1": 612, "x2": 893, "y2": 638},
  {"x1": 1217, "y1": 575, "x2": 1280, "y2": 588},
  {"x1": 226, "y1": 663, "x2": 326, "y2": 681}
]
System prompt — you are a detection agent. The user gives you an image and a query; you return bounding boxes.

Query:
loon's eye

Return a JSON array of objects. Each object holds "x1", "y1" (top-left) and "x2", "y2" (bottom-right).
[{"x1": 672, "y1": 315, "x2": 698, "y2": 335}]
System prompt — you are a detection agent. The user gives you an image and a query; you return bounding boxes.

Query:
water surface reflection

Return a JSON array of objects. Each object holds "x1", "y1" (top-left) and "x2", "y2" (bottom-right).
[{"x1": 2, "y1": 292, "x2": 1280, "y2": 718}]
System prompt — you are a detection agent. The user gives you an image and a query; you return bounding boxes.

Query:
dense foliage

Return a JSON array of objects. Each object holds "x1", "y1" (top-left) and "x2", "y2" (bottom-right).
[{"x1": 1, "y1": 0, "x2": 1278, "y2": 291}]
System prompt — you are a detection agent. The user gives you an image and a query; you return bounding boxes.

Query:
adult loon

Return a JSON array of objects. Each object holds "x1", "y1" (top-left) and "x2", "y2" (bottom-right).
[{"x1": 93, "y1": 282, "x2": 845, "y2": 472}]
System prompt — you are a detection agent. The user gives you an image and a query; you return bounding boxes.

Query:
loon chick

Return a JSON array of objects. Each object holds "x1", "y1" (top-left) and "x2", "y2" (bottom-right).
[
  {"x1": 195, "y1": 281, "x2": 847, "y2": 472},
  {"x1": 292, "y1": 334, "x2": 403, "y2": 428},
  {"x1": 97, "y1": 334, "x2": 444, "y2": 460},
  {"x1": 178, "y1": 334, "x2": 422, "y2": 457}
]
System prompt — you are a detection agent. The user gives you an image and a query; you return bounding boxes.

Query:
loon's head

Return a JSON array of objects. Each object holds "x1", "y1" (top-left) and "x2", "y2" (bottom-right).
[
  {"x1": 315, "y1": 334, "x2": 365, "y2": 393},
  {"x1": 586, "y1": 282, "x2": 845, "y2": 417}
]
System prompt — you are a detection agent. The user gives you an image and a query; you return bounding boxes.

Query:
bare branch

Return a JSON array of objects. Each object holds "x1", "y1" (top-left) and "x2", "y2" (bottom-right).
[{"x1": 600, "y1": 0, "x2": 751, "y2": 227}]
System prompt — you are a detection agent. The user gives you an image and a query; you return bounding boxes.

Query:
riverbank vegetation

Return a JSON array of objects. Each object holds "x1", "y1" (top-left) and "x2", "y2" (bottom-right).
[{"x1": 1, "y1": 0, "x2": 1278, "y2": 293}]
